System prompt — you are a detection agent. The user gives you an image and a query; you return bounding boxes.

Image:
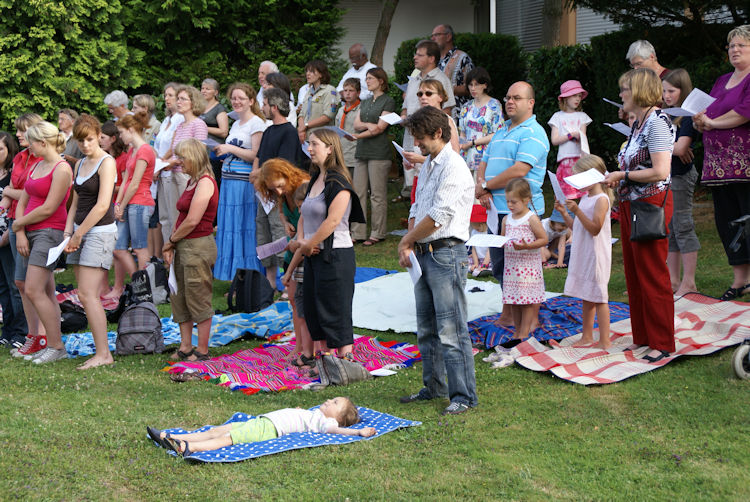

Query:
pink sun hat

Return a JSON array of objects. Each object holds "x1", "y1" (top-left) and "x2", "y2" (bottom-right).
[{"x1": 559, "y1": 80, "x2": 588, "y2": 100}]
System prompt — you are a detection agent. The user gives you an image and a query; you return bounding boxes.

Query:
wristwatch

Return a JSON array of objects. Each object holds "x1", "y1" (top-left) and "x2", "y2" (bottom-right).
[{"x1": 481, "y1": 181, "x2": 487, "y2": 191}]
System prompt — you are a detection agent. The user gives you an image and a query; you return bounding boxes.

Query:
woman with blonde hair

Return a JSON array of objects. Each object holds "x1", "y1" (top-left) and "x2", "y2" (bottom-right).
[
  {"x1": 163, "y1": 139, "x2": 219, "y2": 361},
  {"x1": 295, "y1": 129, "x2": 364, "y2": 360},
  {"x1": 131, "y1": 94, "x2": 161, "y2": 145},
  {"x1": 12, "y1": 121, "x2": 73, "y2": 364}
]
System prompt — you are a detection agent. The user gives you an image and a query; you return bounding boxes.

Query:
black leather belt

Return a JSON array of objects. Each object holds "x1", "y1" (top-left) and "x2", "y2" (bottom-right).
[{"x1": 414, "y1": 237, "x2": 463, "y2": 254}]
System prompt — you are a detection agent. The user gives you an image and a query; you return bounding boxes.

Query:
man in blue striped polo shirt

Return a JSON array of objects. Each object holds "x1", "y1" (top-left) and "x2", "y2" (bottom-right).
[{"x1": 475, "y1": 81, "x2": 549, "y2": 327}]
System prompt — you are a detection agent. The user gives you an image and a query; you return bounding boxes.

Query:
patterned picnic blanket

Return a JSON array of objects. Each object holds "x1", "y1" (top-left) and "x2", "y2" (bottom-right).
[
  {"x1": 62, "y1": 302, "x2": 293, "y2": 358},
  {"x1": 165, "y1": 335, "x2": 421, "y2": 393},
  {"x1": 56, "y1": 289, "x2": 121, "y2": 311},
  {"x1": 152, "y1": 406, "x2": 421, "y2": 463},
  {"x1": 512, "y1": 293, "x2": 750, "y2": 385},
  {"x1": 468, "y1": 296, "x2": 631, "y2": 349}
]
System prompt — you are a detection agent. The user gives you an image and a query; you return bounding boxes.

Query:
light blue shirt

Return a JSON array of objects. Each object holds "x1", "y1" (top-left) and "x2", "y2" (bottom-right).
[{"x1": 482, "y1": 114, "x2": 549, "y2": 216}]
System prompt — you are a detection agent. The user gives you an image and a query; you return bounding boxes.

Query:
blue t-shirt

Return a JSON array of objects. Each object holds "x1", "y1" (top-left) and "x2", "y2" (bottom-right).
[{"x1": 482, "y1": 115, "x2": 549, "y2": 216}]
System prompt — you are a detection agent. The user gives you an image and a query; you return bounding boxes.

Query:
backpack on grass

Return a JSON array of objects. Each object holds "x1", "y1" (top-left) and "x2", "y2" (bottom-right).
[
  {"x1": 226, "y1": 268, "x2": 274, "y2": 313},
  {"x1": 115, "y1": 302, "x2": 164, "y2": 355}
]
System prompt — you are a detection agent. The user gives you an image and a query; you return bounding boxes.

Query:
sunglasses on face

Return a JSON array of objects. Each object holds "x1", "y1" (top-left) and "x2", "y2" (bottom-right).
[{"x1": 417, "y1": 90, "x2": 436, "y2": 98}]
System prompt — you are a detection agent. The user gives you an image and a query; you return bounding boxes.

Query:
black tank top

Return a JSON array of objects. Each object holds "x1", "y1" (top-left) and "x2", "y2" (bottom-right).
[{"x1": 74, "y1": 155, "x2": 116, "y2": 227}]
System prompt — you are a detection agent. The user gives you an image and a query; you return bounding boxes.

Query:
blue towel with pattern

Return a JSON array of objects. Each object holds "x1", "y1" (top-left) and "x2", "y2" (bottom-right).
[
  {"x1": 63, "y1": 302, "x2": 293, "y2": 358},
  {"x1": 354, "y1": 267, "x2": 398, "y2": 283},
  {"x1": 468, "y1": 296, "x2": 631, "y2": 349},
  {"x1": 152, "y1": 406, "x2": 421, "y2": 463}
]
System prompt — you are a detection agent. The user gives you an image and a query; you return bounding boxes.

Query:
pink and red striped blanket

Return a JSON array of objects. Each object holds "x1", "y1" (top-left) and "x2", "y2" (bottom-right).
[{"x1": 512, "y1": 293, "x2": 750, "y2": 385}]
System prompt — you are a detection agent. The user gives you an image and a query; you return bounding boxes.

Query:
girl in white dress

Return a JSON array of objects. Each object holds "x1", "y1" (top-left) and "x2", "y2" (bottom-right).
[{"x1": 555, "y1": 155, "x2": 613, "y2": 349}]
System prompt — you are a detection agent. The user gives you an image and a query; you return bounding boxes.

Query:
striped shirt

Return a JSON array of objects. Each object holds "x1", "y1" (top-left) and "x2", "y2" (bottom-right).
[
  {"x1": 409, "y1": 143, "x2": 473, "y2": 243},
  {"x1": 482, "y1": 115, "x2": 549, "y2": 215}
]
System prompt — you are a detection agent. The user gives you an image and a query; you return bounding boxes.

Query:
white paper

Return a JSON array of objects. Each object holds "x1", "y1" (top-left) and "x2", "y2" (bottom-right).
[
  {"x1": 227, "y1": 110, "x2": 239, "y2": 120},
  {"x1": 256, "y1": 236, "x2": 288, "y2": 260},
  {"x1": 611, "y1": 238, "x2": 619, "y2": 245},
  {"x1": 392, "y1": 141, "x2": 407, "y2": 160},
  {"x1": 602, "y1": 97, "x2": 623, "y2": 109},
  {"x1": 487, "y1": 199, "x2": 499, "y2": 235},
  {"x1": 395, "y1": 83, "x2": 408, "y2": 92},
  {"x1": 662, "y1": 88, "x2": 715, "y2": 116},
  {"x1": 301, "y1": 142, "x2": 311, "y2": 158},
  {"x1": 255, "y1": 192, "x2": 276, "y2": 215},
  {"x1": 46, "y1": 237, "x2": 70, "y2": 266},
  {"x1": 604, "y1": 122, "x2": 631, "y2": 136},
  {"x1": 168, "y1": 263, "x2": 178, "y2": 294},
  {"x1": 323, "y1": 126, "x2": 354, "y2": 140},
  {"x1": 153, "y1": 158, "x2": 170, "y2": 174},
  {"x1": 547, "y1": 170, "x2": 567, "y2": 207},
  {"x1": 580, "y1": 131, "x2": 590, "y2": 155},
  {"x1": 407, "y1": 251, "x2": 422, "y2": 285},
  {"x1": 564, "y1": 169, "x2": 605, "y2": 190},
  {"x1": 379, "y1": 112, "x2": 403, "y2": 126},
  {"x1": 370, "y1": 368, "x2": 397, "y2": 377},
  {"x1": 201, "y1": 137, "x2": 221, "y2": 149},
  {"x1": 466, "y1": 233, "x2": 510, "y2": 249}
]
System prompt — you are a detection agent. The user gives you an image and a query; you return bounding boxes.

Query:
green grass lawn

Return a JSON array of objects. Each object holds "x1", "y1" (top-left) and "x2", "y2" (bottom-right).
[{"x1": 1, "y1": 180, "x2": 749, "y2": 501}]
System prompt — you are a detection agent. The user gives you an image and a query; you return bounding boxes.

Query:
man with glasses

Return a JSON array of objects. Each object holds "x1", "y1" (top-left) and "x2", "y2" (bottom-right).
[
  {"x1": 475, "y1": 81, "x2": 549, "y2": 327},
  {"x1": 626, "y1": 40, "x2": 669, "y2": 78},
  {"x1": 336, "y1": 43, "x2": 377, "y2": 101},
  {"x1": 432, "y1": 24, "x2": 474, "y2": 122},
  {"x1": 397, "y1": 40, "x2": 456, "y2": 200}
]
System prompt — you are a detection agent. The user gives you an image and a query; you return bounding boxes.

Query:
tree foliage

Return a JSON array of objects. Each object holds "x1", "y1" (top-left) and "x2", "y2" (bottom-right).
[
  {"x1": 568, "y1": 0, "x2": 750, "y2": 27},
  {"x1": 0, "y1": 0, "x2": 143, "y2": 130}
]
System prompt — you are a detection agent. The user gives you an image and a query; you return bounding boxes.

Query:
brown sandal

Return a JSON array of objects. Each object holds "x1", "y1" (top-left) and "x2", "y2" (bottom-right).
[
  {"x1": 169, "y1": 348, "x2": 194, "y2": 361},
  {"x1": 363, "y1": 238, "x2": 382, "y2": 246}
]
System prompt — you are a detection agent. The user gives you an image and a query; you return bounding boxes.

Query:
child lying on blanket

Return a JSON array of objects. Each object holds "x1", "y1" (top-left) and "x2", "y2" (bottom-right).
[{"x1": 148, "y1": 397, "x2": 376, "y2": 457}]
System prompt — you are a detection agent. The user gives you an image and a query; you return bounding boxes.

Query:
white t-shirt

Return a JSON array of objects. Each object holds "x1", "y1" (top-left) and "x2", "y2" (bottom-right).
[
  {"x1": 154, "y1": 113, "x2": 185, "y2": 158},
  {"x1": 336, "y1": 61, "x2": 377, "y2": 101},
  {"x1": 542, "y1": 218, "x2": 568, "y2": 242},
  {"x1": 548, "y1": 111, "x2": 592, "y2": 161},
  {"x1": 262, "y1": 408, "x2": 338, "y2": 436},
  {"x1": 225, "y1": 115, "x2": 266, "y2": 149}
]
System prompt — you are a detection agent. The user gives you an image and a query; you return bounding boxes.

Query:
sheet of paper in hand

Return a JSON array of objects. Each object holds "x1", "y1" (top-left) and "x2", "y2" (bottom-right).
[
  {"x1": 547, "y1": 171, "x2": 567, "y2": 207},
  {"x1": 379, "y1": 112, "x2": 403, "y2": 126},
  {"x1": 604, "y1": 122, "x2": 631, "y2": 136},
  {"x1": 466, "y1": 233, "x2": 510, "y2": 248},
  {"x1": 662, "y1": 88, "x2": 715, "y2": 117},
  {"x1": 564, "y1": 169, "x2": 605, "y2": 190}
]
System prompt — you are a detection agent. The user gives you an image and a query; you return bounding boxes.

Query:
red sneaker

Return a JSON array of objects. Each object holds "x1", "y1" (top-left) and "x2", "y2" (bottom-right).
[{"x1": 11, "y1": 335, "x2": 47, "y2": 359}]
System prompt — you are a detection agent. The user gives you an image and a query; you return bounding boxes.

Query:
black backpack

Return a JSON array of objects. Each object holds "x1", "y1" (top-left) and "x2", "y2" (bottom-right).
[
  {"x1": 131, "y1": 261, "x2": 169, "y2": 305},
  {"x1": 226, "y1": 268, "x2": 274, "y2": 313},
  {"x1": 60, "y1": 300, "x2": 88, "y2": 333},
  {"x1": 115, "y1": 302, "x2": 164, "y2": 355}
]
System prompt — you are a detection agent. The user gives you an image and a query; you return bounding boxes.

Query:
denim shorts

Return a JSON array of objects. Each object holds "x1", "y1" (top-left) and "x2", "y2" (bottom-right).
[
  {"x1": 116, "y1": 204, "x2": 153, "y2": 250},
  {"x1": 22, "y1": 228, "x2": 65, "y2": 272},
  {"x1": 66, "y1": 231, "x2": 117, "y2": 269}
]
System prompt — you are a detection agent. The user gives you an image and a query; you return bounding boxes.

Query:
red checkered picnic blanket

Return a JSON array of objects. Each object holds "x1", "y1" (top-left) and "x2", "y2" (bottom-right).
[
  {"x1": 513, "y1": 293, "x2": 750, "y2": 385},
  {"x1": 56, "y1": 289, "x2": 120, "y2": 311}
]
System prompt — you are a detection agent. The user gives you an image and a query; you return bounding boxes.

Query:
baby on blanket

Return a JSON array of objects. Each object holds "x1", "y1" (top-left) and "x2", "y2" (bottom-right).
[{"x1": 148, "y1": 397, "x2": 376, "y2": 457}]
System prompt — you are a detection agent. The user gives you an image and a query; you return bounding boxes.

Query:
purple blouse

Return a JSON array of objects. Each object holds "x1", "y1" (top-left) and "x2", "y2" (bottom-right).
[{"x1": 702, "y1": 72, "x2": 750, "y2": 185}]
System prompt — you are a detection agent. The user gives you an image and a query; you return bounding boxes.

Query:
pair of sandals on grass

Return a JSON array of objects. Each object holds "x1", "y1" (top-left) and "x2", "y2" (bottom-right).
[
  {"x1": 147, "y1": 426, "x2": 193, "y2": 457},
  {"x1": 353, "y1": 237, "x2": 383, "y2": 247},
  {"x1": 169, "y1": 348, "x2": 209, "y2": 362},
  {"x1": 720, "y1": 283, "x2": 750, "y2": 302}
]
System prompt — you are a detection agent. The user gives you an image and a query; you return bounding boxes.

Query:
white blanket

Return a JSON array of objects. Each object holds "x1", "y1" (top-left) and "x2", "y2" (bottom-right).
[{"x1": 353, "y1": 272, "x2": 559, "y2": 333}]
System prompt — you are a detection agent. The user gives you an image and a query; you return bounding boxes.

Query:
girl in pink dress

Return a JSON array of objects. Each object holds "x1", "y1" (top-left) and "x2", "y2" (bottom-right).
[
  {"x1": 501, "y1": 178, "x2": 548, "y2": 340},
  {"x1": 555, "y1": 155, "x2": 613, "y2": 349}
]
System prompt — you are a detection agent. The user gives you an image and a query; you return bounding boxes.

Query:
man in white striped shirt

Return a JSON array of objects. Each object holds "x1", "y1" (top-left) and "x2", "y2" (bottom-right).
[{"x1": 397, "y1": 106, "x2": 477, "y2": 416}]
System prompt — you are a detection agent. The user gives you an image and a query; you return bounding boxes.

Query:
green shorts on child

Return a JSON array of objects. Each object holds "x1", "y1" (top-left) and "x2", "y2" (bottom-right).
[{"x1": 229, "y1": 417, "x2": 278, "y2": 444}]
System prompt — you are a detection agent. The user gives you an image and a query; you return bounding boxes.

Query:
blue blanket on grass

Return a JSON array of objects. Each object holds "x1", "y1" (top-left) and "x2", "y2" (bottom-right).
[
  {"x1": 63, "y1": 302, "x2": 293, "y2": 358},
  {"x1": 468, "y1": 296, "x2": 631, "y2": 349},
  {"x1": 152, "y1": 406, "x2": 421, "y2": 463},
  {"x1": 354, "y1": 266, "x2": 398, "y2": 283}
]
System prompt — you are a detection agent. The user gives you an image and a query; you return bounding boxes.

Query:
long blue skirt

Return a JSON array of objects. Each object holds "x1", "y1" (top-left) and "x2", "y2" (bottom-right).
[{"x1": 214, "y1": 178, "x2": 262, "y2": 281}]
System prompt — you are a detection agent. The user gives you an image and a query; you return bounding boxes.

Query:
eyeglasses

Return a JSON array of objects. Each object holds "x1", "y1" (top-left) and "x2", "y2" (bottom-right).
[
  {"x1": 629, "y1": 59, "x2": 645, "y2": 69},
  {"x1": 176, "y1": 96, "x2": 191, "y2": 102},
  {"x1": 414, "y1": 52, "x2": 428, "y2": 58},
  {"x1": 503, "y1": 96, "x2": 530, "y2": 103},
  {"x1": 727, "y1": 43, "x2": 749, "y2": 50},
  {"x1": 430, "y1": 31, "x2": 449, "y2": 38},
  {"x1": 417, "y1": 90, "x2": 436, "y2": 97}
]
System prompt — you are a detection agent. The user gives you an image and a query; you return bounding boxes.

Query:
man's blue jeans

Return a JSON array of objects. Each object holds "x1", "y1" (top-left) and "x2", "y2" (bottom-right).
[{"x1": 413, "y1": 243, "x2": 477, "y2": 407}]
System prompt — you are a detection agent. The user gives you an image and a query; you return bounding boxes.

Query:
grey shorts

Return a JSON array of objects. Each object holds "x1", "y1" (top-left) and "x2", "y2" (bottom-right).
[
  {"x1": 667, "y1": 170, "x2": 700, "y2": 253},
  {"x1": 294, "y1": 279, "x2": 304, "y2": 318},
  {"x1": 66, "y1": 231, "x2": 117, "y2": 269},
  {"x1": 23, "y1": 228, "x2": 64, "y2": 271}
]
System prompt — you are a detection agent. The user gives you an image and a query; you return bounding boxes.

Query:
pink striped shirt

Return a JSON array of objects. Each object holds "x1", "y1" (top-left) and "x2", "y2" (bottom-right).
[{"x1": 169, "y1": 118, "x2": 208, "y2": 172}]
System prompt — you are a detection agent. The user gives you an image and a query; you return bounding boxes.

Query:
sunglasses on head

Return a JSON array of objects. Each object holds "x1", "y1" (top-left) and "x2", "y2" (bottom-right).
[{"x1": 416, "y1": 90, "x2": 436, "y2": 97}]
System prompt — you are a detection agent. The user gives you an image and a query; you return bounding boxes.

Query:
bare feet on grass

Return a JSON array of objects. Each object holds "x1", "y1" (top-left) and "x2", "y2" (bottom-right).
[
  {"x1": 77, "y1": 354, "x2": 115, "y2": 370},
  {"x1": 102, "y1": 288, "x2": 123, "y2": 300}
]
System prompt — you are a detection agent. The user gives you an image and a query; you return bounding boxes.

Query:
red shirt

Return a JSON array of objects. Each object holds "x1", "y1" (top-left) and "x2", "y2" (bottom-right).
[
  {"x1": 24, "y1": 161, "x2": 71, "y2": 231},
  {"x1": 9, "y1": 149, "x2": 42, "y2": 218},
  {"x1": 122, "y1": 144, "x2": 155, "y2": 206},
  {"x1": 174, "y1": 175, "x2": 218, "y2": 239}
]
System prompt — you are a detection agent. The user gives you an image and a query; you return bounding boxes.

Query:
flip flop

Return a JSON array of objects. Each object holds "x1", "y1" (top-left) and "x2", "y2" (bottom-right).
[
  {"x1": 146, "y1": 426, "x2": 171, "y2": 449},
  {"x1": 363, "y1": 238, "x2": 382, "y2": 247},
  {"x1": 163, "y1": 436, "x2": 192, "y2": 457}
]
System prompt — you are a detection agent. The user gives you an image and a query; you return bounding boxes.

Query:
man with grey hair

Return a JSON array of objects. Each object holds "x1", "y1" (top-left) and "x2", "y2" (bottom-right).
[
  {"x1": 257, "y1": 60, "x2": 279, "y2": 106},
  {"x1": 337, "y1": 43, "x2": 376, "y2": 101},
  {"x1": 433, "y1": 24, "x2": 474, "y2": 122},
  {"x1": 103, "y1": 90, "x2": 130, "y2": 120},
  {"x1": 626, "y1": 40, "x2": 669, "y2": 78}
]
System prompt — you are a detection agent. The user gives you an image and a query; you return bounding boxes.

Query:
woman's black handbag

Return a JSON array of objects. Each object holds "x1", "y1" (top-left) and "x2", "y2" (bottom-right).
[{"x1": 630, "y1": 187, "x2": 670, "y2": 242}]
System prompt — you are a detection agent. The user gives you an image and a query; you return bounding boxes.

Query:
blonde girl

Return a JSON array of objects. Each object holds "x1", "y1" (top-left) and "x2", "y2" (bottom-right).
[
  {"x1": 548, "y1": 80, "x2": 592, "y2": 199},
  {"x1": 501, "y1": 178, "x2": 548, "y2": 341},
  {"x1": 554, "y1": 155, "x2": 613, "y2": 349}
]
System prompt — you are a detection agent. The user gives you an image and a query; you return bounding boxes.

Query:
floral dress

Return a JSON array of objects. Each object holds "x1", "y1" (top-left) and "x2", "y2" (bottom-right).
[
  {"x1": 458, "y1": 98, "x2": 504, "y2": 171},
  {"x1": 503, "y1": 211, "x2": 545, "y2": 305}
]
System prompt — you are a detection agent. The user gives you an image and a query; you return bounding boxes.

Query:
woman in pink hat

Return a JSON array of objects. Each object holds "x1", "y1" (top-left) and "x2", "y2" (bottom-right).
[{"x1": 548, "y1": 80, "x2": 592, "y2": 198}]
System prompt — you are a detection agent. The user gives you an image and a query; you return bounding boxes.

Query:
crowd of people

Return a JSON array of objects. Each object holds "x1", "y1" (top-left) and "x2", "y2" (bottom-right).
[{"x1": 0, "y1": 23, "x2": 748, "y2": 418}]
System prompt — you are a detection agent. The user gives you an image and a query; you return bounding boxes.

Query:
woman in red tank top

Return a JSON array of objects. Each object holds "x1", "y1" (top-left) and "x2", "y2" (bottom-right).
[
  {"x1": 11, "y1": 121, "x2": 73, "y2": 365},
  {"x1": 162, "y1": 139, "x2": 218, "y2": 361}
]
